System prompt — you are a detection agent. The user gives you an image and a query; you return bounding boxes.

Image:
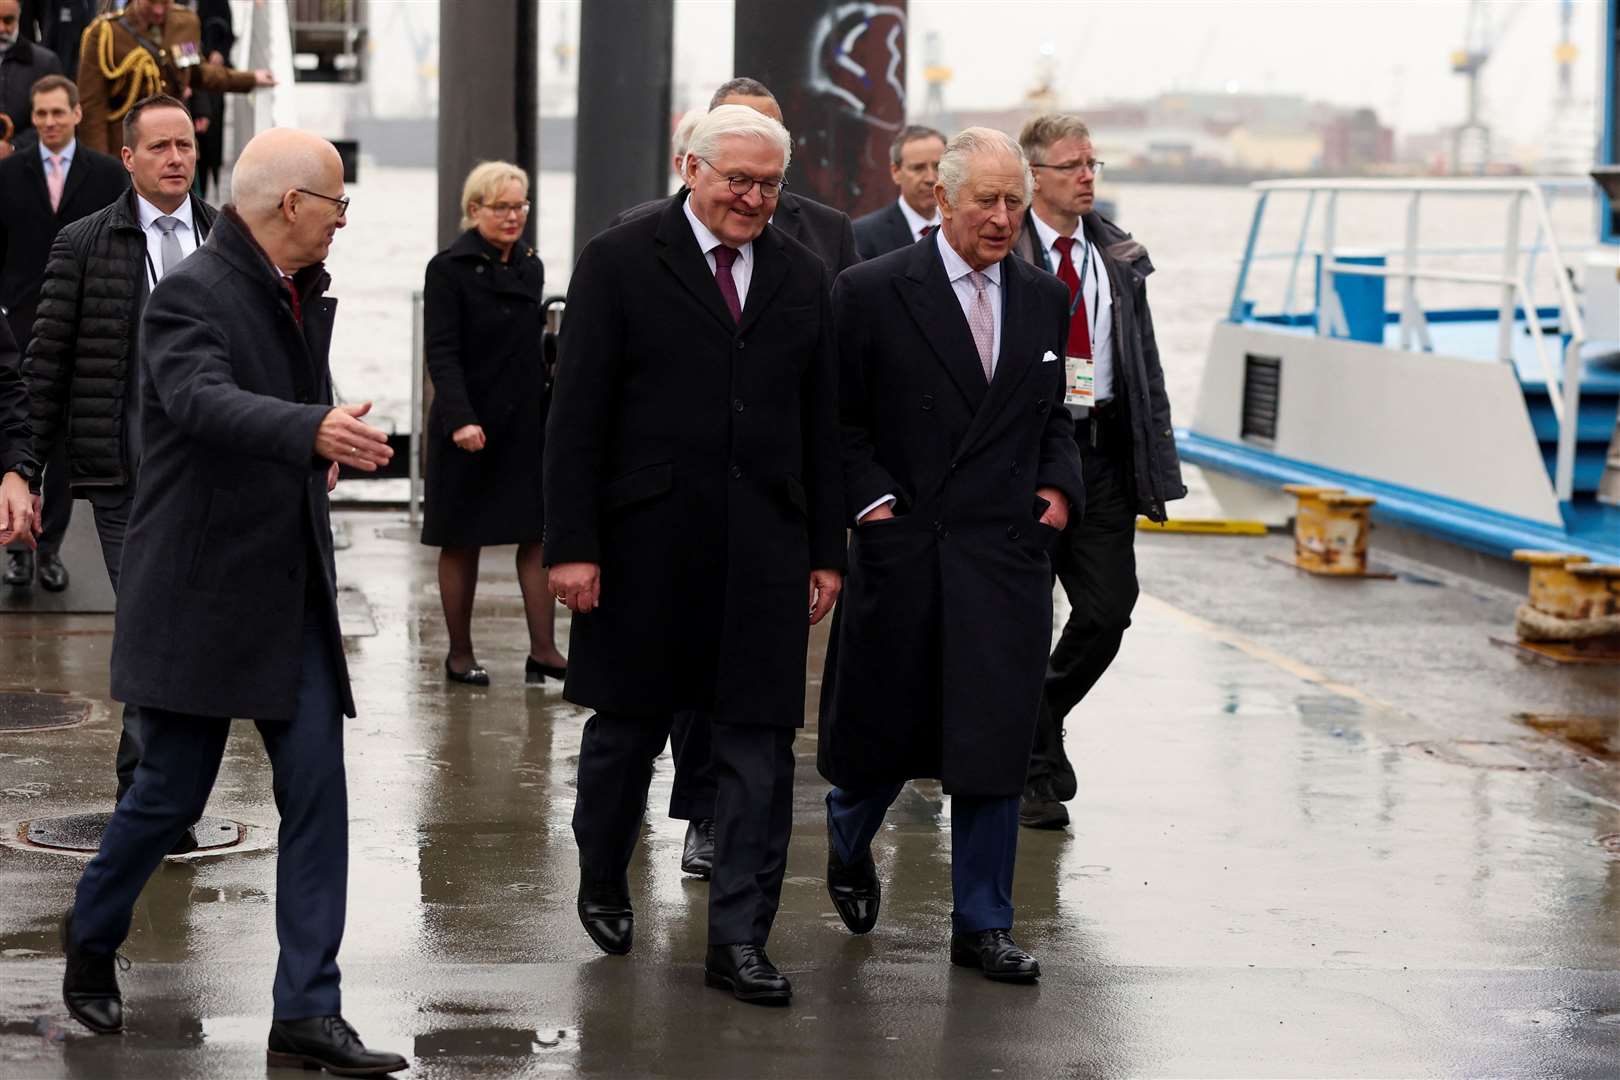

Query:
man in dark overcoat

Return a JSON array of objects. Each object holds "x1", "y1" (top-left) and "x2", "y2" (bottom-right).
[
  {"x1": 818, "y1": 127, "x2": 1084, "y2": 983},
  {"x1": 59, "y1": 127, "x2": 406, "y2": 1076},
  {"x1": 545, "y1": 104, "x2": 845, "y2": 1006},
  {"x1": 1012, "y1": 113, "x2": 1187, "y2": 830}
]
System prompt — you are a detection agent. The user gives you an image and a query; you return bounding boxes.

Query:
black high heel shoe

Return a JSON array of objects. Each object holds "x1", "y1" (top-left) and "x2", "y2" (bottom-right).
[
  {"x1": 445, "y1": 658, "x2": 490, "y2": 686},
  {"x1": 525, "y1": 656, "x2": 567, "y2": 686}
]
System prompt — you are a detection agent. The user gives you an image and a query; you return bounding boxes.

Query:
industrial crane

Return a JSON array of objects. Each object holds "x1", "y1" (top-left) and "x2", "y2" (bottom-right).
[{"x1": 1450, "y1": 0, "x2": 1525, "y2": 174}]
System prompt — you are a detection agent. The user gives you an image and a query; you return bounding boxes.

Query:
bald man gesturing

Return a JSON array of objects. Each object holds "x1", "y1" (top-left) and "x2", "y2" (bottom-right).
[{"x1": 59, "y1": 128, "x2": 406, "y2": 1076}]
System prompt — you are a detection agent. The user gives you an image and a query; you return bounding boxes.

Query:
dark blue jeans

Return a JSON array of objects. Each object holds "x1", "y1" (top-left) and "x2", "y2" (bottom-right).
[
  {"x1": 71, "y1": 619, "x2": 349, "y2": 1019},
  {"x1": 827, "y1": 783, "x2": 1020, "y2": 935}
]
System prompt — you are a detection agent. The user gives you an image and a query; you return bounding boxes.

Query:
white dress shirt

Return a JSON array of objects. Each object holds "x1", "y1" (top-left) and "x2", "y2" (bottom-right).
[
  {"x1": 135, "y1": 192, "x2": 199, "y2": 289},
  {"x1": 1029, "y1": 210, "x2": 1115, "y2": 403},
  {"x1": 683, "y1": 196, "x2": 754, "y2": 307},
  {"x1": 936, "y1": 226, "x2": 1001, "y2": 374},
  {"x1": 855, "y1": 231, "x2": 1005, "y2": 523},
  {"x1": 896, "y1": 196, "x2": 939, "y2": 240}
]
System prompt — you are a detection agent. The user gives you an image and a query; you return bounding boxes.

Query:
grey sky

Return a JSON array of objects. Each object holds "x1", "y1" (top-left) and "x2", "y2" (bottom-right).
[{"x1": 652, "y1": 0, "x2": 1601, "y2": 150}]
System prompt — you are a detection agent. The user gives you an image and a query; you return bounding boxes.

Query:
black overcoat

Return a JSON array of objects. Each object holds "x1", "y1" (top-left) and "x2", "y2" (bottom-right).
[
  {"x1": 110, "y1": 208, "x2": 353, "y2": 721},
  {"x1": 852, "y1": 200, "x2": 913, "y2": 261},
  {"x1": 544, "y1": 196, "x2": 845, "y2": 725},
  {"x1": 818, "y1": 235, "x2": 1085, "y2": 797},
  {"x1": 420, "y1": 228, "x2": 547, "y2": 547},
  {"x1": 0, "y1": 143, "x2": 127, "y2": 342}
]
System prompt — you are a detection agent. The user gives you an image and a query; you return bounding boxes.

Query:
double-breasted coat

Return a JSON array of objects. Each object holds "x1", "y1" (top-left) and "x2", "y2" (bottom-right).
[
  {"x1": 818, "y1": 235, "x2": 1085, "y2": 796},
  {"x1": 110, "y1": 208, "x2": 353, "y2": 721},
  {"x1": 420, "y1": 228, "x2": 547, "y2": 547},
  {"x1": 544, "y1": 195, "x2": 845, "y2": 726}
]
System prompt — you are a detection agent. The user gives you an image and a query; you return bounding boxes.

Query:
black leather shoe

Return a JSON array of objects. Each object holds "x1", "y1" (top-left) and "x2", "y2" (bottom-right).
[
  {"x1": 577, "y1": 884, "x2": 633, "y2": 955},
  {"x1": 680, "y1": 818, "x2": 715, "y2": 878},
  {"x1": 525, "y1": 656, "x2": 566, "y2": 686},
  {"x1": 950, "y1": 929, "x2": 1041, "y2": 983},
  {"x1": 444, "y1": 657, "x2": 489, "y2": 686},
  {"x1": 267, "y1": 1015, "x2": 408, "y2": 1076},
  {"x1": 37, "y1": 552, "x2": 69, "y2": 592},
  {"x1": 1019, "y1": 782, "x2": 1070, "y2": 830},
  {"x1": 3, "y1": 550, "x2": 33, "y2": 588},
  {"x1": 168, "y1": 827, "x2": 199, "y2": 856},
  {"x1": 826, "y1": 817, "x2": 880, "y2": 934},
  {"x1": 61, "y1": 913, "x2": 124, "y2": 1034},
  {"x1": 704, "y1": 944, "x2": 791, "y2": 1005}
]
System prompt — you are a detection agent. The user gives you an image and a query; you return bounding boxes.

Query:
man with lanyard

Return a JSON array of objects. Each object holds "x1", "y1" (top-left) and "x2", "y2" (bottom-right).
[
  {"x1": 74, "y1": 0, "x2": 271, "y2": 154},
  {"x1": 26, "y1": 93, "x2": 215, "y2": 849},
  {"x1": 1012, "y1": 113, "x2": 1187, "y2": 831}
]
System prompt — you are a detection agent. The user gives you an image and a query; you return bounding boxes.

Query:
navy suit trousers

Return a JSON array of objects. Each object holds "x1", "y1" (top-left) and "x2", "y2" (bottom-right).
[
  {"x1": 70, "y1": 617, "x2": 349, "y2": 1020},
  {"x1": 828, "y1": 783, "x2": 1020, "y2": 935}
]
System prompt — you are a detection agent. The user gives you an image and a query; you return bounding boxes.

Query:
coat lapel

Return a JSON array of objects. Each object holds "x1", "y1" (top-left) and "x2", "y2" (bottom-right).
[
  {"x1": 653, "y1": 195, "x2": 742, "y2": 334},
  {"x1": 957, "y1": 255, "x2": 1041, "y2": 455},
  {"x1": 57, "y1": 154, "x2": 89, "y2": 215},
  {"x1": 897, "y1": 237, "x2": 988, "y2": 414},
  {"x1": 22, "y1": 152, "x2": 52, "y2": 216},
  {"x1": 885, "y1": 202, "x2": 913, "y2": 249},
  {"x1": 772, "y1": 193, "x2": 805, "y2": 245},
  {"x1": 737, "y1": 224, "x2": 789, "y2": 336}
]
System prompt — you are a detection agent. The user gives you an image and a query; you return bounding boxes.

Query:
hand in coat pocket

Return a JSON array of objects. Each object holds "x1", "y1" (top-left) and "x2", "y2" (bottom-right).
[{"x1": 1034, "y1": 486, "x2": 1070, "y2": 530}]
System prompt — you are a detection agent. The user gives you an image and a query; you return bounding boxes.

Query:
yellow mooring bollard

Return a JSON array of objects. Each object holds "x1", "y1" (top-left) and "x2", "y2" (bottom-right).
[
  {"x1": 1505, "y1": 552, "x2": 1620, "y2": 664},
  {"x1": 1281, "y1": 484, "x2": 1380, "y2": 576}
]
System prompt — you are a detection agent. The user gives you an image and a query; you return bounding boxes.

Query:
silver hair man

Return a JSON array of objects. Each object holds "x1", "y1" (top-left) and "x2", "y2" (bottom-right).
[
  {"x1": 938, "y1": 126, "x2": 1032, "y2": 208},
  {"x1": 684, "y1": 103, "x2": 793, "y2": 177}
]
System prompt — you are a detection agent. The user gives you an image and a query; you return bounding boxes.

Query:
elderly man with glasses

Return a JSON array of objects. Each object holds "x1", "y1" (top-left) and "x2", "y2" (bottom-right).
[
  {"x1": 546, "y1": 103, "x2": 844, "y2": 1006},
  {"x1": 1011, "y1": 113, "x2": 1186, "y2": 831}
]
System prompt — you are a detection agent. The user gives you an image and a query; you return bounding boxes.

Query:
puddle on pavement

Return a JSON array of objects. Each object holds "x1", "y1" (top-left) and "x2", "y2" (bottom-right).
[
  {"x1": 415, "y1": 1025, "x2": 576, "y2": 1058},
  {"x1": 1517, "y1": 712, "x2": 1619, "y2": 763}
]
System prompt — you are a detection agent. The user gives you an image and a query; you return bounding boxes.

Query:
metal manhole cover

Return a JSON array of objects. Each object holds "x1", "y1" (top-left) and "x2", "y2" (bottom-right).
[
  {"x1": 20, "y1": 813, "x2": 245, "y2": 854},
  {"x1": 0, "y1": 692, "x2": 91, "y2": 732}
]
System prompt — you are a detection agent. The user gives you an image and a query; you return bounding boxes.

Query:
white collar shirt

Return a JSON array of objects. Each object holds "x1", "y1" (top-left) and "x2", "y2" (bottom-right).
[
  {"x1": 896, "y1": 196, "x2": 939, "y2": 240},
  {"x1": 683, "y1": 195, "x2": 754, "y2": 309},
  {"x1": 936, "y1": 226, "x2": 1002, "y2": 375},
  {"x1": 135, "y1": 192, "x2": 199, "y2": 288},
  {"x1": 1030, "y1": 209, "x2": 1115, "y2": 403}
]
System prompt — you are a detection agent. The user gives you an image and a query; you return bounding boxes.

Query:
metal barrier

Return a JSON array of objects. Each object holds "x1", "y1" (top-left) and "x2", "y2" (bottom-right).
[{"x1": 1228, "y1": 178, "x2": 1595, "y2": 503}]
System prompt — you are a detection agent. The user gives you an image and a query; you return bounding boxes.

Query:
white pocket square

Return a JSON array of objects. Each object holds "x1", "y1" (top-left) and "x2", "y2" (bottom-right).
[{"x1": 1042, "y1": 350, "x2": 1059, "y2": 363}]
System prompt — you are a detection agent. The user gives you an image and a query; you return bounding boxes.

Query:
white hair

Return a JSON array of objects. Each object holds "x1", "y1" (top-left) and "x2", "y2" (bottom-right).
[
  {"x1": 670, "y1": 108, "x2": 706, "y2": 179},
  {"x1": 938, "y1": 126, "x2": 1032, "y2": 208},
  {"x1": 686, "y1": 103, "x2": 792, "y2": 173}
]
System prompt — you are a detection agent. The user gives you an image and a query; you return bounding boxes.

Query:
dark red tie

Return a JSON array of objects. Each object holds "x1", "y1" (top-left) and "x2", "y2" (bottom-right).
[
  {"x1": 919, "y1": 224, "x2": 936, "y2": 238},
  {"x1": 712, "y1": 245, "x2": 742, "y2": 324},
  {"x1": 1052, "y1": 235, "x2": 1091, "y2": 359},
  {"x1": 281, "y1": 275, "x2": 303, "y2": 327}
]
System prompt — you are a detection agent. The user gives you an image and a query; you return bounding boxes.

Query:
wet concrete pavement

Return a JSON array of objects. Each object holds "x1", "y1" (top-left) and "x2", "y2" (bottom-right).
[{"x1": 1, "y1": 515, "x2": 1617, "y2": 1078}]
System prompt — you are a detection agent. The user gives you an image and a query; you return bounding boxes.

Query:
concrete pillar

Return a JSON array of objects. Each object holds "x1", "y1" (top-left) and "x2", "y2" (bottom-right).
[
  {"x1": 436, "y1": 0, "x2": 539, "y2": 250},
  {"x1": 572, "y1": 0, "x2": 674, "y2": 263},
  {"x1": 734, "y1": 0, "x2": 908, "y2": 218}
]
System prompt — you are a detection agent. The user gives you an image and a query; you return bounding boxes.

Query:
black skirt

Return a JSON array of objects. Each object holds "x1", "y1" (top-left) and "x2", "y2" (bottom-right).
[{"x1": 419, "y1": 406, "x2": 546, "y2": 548}]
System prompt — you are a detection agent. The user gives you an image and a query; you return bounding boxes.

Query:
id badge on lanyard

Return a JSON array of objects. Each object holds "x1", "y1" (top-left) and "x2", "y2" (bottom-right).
[{"x1": 1063, "y1": 239, "x2": 1097, "y2": 409}]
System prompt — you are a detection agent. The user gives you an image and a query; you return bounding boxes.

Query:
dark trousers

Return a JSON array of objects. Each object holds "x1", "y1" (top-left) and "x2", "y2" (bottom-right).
[
  {"x1": 668, "y1": 709, "x2": 718, "y2": 821},
  {"x1": 1029, "y1": 426, "x2": 1140, "y2": 799},
  {"x1": 573, "y1": 711, "x2": 795, "y2": 945},
  {"x1": 84, "y1": 487, "x2": 145, "y2": 802},
  {"x1": 827, "y1": 783, "x2": 1020, "y2": 935},
  {"x1": 70, "y1": 619, "x2": 349, "y2": 1019}
]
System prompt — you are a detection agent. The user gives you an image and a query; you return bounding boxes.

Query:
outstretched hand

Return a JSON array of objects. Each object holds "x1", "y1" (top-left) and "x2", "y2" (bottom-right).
[{"x1": 314, "y1": 401, "x2": 393, "y2": 471}]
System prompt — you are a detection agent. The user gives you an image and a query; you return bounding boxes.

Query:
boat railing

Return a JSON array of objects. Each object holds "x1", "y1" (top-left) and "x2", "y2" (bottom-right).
[{"x1": 1227, "y1": 177, "x2": 1594, "y2": 503}]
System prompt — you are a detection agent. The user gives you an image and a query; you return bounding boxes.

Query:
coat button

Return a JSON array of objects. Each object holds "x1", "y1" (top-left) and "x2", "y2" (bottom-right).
[
  {"x1": 1036, "y1": 399, "x2": 1049, "y2": 412},
  {"x1": 737, "y1": 339, "x2": 746, "y2": 350},
  {"x1": 1163, "y1": 428, "x2": 1173, "y2": 438},
  {"x1": 1006, "y1": 525, "x2": 1021, "y2": 540},
  {"x1": 949, "y1": 461, "x2": 959, "y2": 474},
  {"x1": 934, "y1": 520, "x2": 948, "y2": 539},
  {"x1": 921, "y1": 394, "x2": 934, "y2": 411},
  {"x1": 730, "y1": 464, "x2": 743, "y2": 479},
  {"x1": 733, "y1": 398, "x2": 745, "y2": 413},
  {"x1": 1011, "y1": 464, "x2": 1021, "y2": 477}
]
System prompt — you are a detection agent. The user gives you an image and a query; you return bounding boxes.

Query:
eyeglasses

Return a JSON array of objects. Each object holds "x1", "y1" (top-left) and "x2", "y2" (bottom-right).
[
  {"x1": 1030, "y1": 159, "x2": 1105, "y2": 177},
  {"x1": 282, "y1": 187, "x2": 351, "y2": 213},
  {"x1": 698, "y1": 157, "x2": 786, "y2": 198},
  {"x1": 478, "y1": 201, "x2": 531, "y2": 218}
]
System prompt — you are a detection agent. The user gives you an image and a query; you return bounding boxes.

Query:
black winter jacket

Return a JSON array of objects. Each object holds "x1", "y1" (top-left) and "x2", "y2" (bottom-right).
[{"x1": 25, "y1": 188, "x2": 216, "y2": 489}]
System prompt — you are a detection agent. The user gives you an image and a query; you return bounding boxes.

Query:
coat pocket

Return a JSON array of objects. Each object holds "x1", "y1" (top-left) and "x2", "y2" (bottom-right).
[
  {"x1": 185, "y1": 488, "x2": 237, "y2": 589},
  {"x1": 601, "y1": 461, "x2": 673, "y2": 515}
]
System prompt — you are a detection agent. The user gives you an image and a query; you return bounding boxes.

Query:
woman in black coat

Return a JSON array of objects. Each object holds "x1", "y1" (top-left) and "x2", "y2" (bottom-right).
[{"x1": 421, "y1": 161, "x2": 565, "y2": 686}]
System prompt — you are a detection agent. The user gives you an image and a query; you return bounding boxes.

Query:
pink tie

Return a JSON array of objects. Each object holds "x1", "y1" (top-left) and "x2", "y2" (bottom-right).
[{"x1": 47, "y1": 155, "x2": 65, "y2": 212}]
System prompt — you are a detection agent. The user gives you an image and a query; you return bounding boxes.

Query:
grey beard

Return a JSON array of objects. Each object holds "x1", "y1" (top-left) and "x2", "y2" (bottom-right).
[{"x1": 0, "y1": 34, "x2": 19, "y2": 50}]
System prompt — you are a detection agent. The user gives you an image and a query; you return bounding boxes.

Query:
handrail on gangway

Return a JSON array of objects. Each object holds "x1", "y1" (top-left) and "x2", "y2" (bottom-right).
[{"x1": 1227, "y1": 177, "x2": 1593, "y2": 504}]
